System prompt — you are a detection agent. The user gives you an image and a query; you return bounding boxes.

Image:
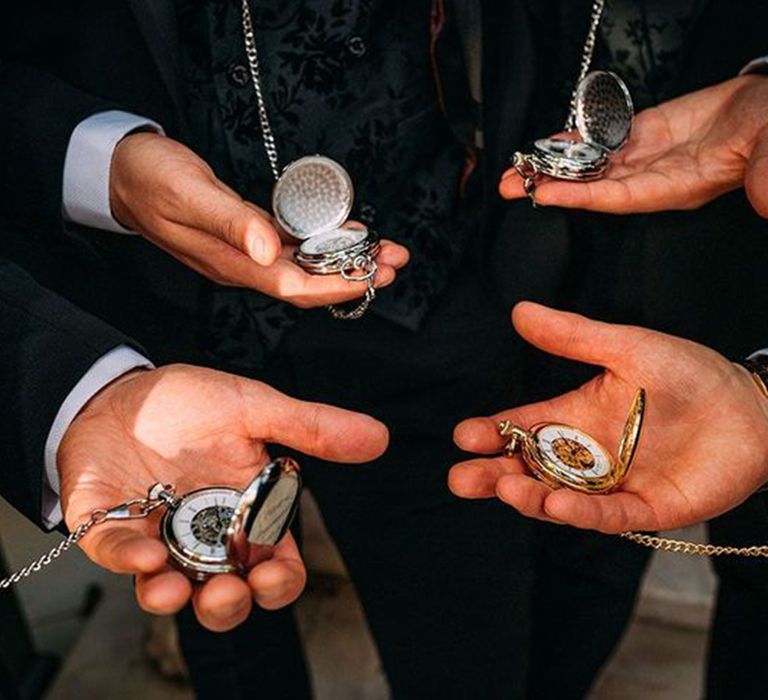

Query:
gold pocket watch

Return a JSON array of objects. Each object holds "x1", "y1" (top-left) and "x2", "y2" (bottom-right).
[
  {"x1": 496, "y1": 388, "x2": 768, "y2": 559},
  {"x1": 499, "y1": 389, "x2": 645, "y2": 493}
]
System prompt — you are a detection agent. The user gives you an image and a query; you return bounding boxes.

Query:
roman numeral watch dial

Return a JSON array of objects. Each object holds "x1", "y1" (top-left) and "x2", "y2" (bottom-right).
[{"x1": 499, "y1": 389, "x2": 646, "y2": 494}]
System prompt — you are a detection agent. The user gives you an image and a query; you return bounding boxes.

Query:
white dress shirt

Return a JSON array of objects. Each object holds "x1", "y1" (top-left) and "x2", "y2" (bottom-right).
[
  {"x1": 42, "y1": 346, "x2": 153, "y2": 528},
  {"x1": 62, "y1": 110, "x2": 163, "y2": 234}
]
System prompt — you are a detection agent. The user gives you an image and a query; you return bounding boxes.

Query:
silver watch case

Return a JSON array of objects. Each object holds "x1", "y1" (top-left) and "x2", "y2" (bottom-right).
[
  {"x1": 161, "y1": 458, "x2": 302, "y2": 582},
  {"x1": 272, "y1": 155, "x2": 379, "y2": 274},
  {"x1": 531, "y1": 71, "x2": 633, "y2": 181}
]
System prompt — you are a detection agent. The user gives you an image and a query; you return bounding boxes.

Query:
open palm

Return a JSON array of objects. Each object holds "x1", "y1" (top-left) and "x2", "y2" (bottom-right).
[
  {"x1": 58, "y1": 364, "x2": 388, "y2": 630},
  {"x1": 500, "y1": 75, "x2": 768, "y2": 217},
  {"x1": 450, "y1": 303, "x2": 768, "y2": 533}
]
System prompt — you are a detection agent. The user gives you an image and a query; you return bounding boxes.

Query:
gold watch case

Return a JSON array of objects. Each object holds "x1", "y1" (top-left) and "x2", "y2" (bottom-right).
[{"x1": 500, "y1": 389, "x2": 646, "y2": 494}]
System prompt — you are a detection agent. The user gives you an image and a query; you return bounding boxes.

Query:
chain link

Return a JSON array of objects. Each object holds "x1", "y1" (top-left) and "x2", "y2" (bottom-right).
[
  {"x1": 0, "y1": 518, "x2": 100, "y2": 590},
  {"x1": 0, "y1": 487, "x2": 174, "y2": 590},
  {"x1": 621, "y1": 531, "x2": 768, "y2": 558},
  {"x1": 240, "y1": 0, "x2": 281, "y2": 180},
  {"x1": 564, "y1": 0, "x2": 606, "y2": 133},
  {"x1": 327, "y1": 256, "x2": 377, "y2": 320},
  {"x1": 240, "y1": 1, "x2": 376, "y2": 321},
  {"x1": 511, "y1": 153, "x2": 539, "y2": 205}
]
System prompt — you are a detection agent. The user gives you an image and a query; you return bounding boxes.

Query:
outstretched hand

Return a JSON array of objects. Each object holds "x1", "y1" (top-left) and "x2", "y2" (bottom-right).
[
  {"x1": 59, "y1": 364, "x2": 389, "y2": 631},
  {"x1": 500, "y1": 75, "x2": 768, "y2": 217},
  {"x1": 450, "y1": 303, "x2": 768, "y2": 533}
]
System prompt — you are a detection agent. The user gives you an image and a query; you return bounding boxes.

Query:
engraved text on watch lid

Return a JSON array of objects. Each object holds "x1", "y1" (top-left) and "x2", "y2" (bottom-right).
[{"x1": 226, "y1": 458, "x2": 302, "y2": 568}]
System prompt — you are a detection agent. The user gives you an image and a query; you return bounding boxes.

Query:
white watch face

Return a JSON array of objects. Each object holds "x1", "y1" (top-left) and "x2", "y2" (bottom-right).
[
  {"x1": 534, "y1": 425, "x2": 611, "y2": 480},
  {"x1": 300, "y1": 227, "x2": 368, "y2": 255},
  {"x1": 171, "y1": 488, "x2": 241, "y2": 561},
  {"x1": 535, "y1": 138, "x2": 603, "y2": 163}
]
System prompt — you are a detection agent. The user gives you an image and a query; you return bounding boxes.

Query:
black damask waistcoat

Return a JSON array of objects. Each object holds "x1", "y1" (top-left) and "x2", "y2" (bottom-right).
[{"x1": 175, "y1": 0, "x2": 469, "y2": 369}]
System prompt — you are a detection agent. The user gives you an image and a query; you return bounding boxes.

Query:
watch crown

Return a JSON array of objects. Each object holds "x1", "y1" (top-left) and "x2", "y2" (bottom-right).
[{"x1": 498, "y1": 421, "x2": 529, "y2": 455}]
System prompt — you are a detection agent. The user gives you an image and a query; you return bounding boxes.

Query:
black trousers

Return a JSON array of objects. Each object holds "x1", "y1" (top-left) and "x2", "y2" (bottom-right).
[
  {"x1": 707, "y1": 493, "x2": 768, "y2": 699},
  {"x1": 177, "y1": 266, "x2": 650, "y2": 699}
]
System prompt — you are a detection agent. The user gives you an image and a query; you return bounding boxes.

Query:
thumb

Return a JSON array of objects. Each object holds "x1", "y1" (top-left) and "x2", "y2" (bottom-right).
[
  {"x1": 745, "y1": 123, "x2": 768, "y2": 220},
  {"x1": 237, "y1": 379, "x2": 390, "y2": 464},
  {"x1": 512, "y1": 301, "x2": 641, "y2": 369},
  {"x1": 182, "y1": 178, "x2": 282, "y2": 265}
]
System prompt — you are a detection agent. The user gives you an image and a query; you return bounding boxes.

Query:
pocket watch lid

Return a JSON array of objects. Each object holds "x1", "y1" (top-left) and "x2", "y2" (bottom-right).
[
  {"x1": 272, "y1": 155, "x2": 354, "y2": 240},
  {"x1": 226, "y1": 458, "x2": 302, "y2": 566},
  {"x1": 575, "y1": 71, "x2": 634, "y2": 154},
  {"x1": 616, "y1": 388, "x2": 646, "y2": 478}
]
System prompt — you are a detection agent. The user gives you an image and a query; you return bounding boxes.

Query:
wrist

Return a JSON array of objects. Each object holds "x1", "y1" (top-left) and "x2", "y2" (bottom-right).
[
  {"x1": 109, "y1": 131, "x2": 166, "y2": 229},
  {"x1": 66, "y1": 367, "x2": 151, "y2": 436}
]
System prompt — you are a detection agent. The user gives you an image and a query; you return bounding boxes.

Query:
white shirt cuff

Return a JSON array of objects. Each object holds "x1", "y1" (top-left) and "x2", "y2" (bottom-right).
[
  {"x1": 740, "y1": 57, "x2": 768, "y2": 76},
  {"x1": 42, "y1": 345, "x2": 154, "y2": 529},
  {"x1": 62, "y1": 110, "x2": 164, "y2": 234},
  {"x1": 749, "y1": 349, "x2": 768, "y2": 359}
]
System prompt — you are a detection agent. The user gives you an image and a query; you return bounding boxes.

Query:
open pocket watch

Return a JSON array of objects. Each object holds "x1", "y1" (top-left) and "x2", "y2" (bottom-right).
[
  {"x1": 513, "y1": 71, "x2": 634, "y2": 200},
  {"x1": 0, "y1": 458, "x2": 302, "y2": 589},
  {"x1": 499, "y1": 389, "x2": 645, "y2": 494},
  {"x1": 158, "y1": 458, "x2": 301, "y2": 580},
  {"x1": 272, "y1": 155, "x2": 381, "y2": 320}
]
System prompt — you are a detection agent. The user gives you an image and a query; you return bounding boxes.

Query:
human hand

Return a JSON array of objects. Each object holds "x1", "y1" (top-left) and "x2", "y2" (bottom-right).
[
  {"x1": 500, "y1": 75, "x2": 768, "y2": 217},
  {"x1": 59, "y1": 364, "x2": 389, "y2": 631},
  {"x1": 110, "y1": 132, "x2": 409, "y2": 307},
  {"x1": 450, "y1": 302, "x2": 768, "y2": 533}
]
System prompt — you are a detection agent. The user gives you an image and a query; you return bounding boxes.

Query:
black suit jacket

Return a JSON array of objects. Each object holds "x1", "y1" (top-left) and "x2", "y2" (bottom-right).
[
  {"x1": 0, "y1": 2, "x2": 205, "y2": 364},
  {"x1": 0, "y1": 258, "x2": 134, "y2": 527}
]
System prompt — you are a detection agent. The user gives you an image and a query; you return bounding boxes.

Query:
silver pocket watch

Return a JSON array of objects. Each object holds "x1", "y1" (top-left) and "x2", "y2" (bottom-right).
[
  {"x1": 159, "y1": 458, "x2": 301, "y2": 580},
  {"x1": 272, "y1": 155, "x2": 381, "y2": 320},
  {"x1": 0, "y1": 458, "x2": 302, "y2": 588},
  {"x1": 513, "y1": 71, "x2": 634, "y2": 199}
]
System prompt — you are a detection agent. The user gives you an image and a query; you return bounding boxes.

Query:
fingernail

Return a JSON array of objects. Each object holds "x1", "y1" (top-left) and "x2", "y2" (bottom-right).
[{"x1": 246, "y1": 228, "x2": 267, "y2": 263}]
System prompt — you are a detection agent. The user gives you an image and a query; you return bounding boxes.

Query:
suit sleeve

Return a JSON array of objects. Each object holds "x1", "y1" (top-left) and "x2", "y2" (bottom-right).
[
  {"x1": 0, "y1": 58, "x2": 117, "y2": 233},
  {"x1": 0, "y1": 259, "x2": 144, "y2": 527}
]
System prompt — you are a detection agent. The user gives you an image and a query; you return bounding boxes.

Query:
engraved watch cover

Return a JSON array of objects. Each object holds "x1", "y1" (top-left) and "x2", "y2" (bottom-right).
[
  {"x1": 226, "y1": 458, "x2": 302, "y2": 569},
  {"x1": 575, "y1": 70, "x2": 634, "y2": 154},
  {"x1": 272, "y1": 155, "x2": 354, "y2": 240}
]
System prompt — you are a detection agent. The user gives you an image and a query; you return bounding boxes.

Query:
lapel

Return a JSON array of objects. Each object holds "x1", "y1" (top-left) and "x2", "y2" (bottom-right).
[{"x1": 126, "y1": 0, "x2": 186, "y2": 118}]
